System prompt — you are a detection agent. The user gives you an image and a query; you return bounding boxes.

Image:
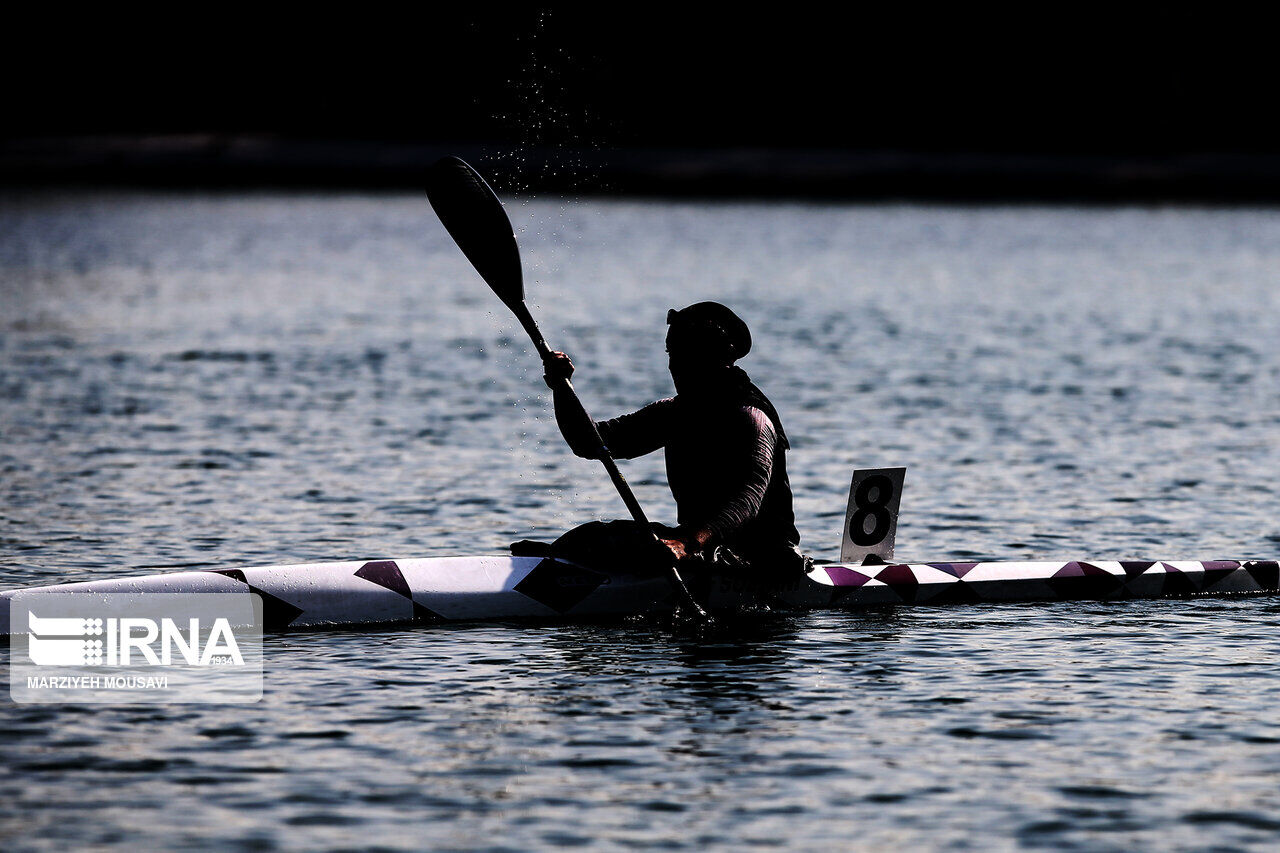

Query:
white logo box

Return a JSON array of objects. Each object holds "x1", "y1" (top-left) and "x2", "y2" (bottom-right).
[{"x1": 9, "y1": 593, "x2": 263, "y2": 704}]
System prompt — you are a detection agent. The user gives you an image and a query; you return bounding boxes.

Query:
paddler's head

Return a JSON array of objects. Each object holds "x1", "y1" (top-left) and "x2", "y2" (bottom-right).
[{"x1": 665, "y1": 302, "x2": 751, "y2": 395}]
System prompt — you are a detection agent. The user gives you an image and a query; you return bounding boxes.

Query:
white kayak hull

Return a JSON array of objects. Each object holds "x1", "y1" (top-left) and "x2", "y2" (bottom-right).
[{"x1": 2, "y1": 557, "x2": 1277, "y2": 632}]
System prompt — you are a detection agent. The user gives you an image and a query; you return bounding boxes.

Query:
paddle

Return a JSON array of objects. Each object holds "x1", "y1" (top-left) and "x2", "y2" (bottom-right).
[{"x1": 426, "y1": 155, "x2": 709, "y2": 619}]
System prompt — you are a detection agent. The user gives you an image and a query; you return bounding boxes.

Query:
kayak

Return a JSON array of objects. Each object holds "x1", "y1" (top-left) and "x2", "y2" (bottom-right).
[{"x1": 3, "y1": 556, "x2": 1276, "y2": 632}]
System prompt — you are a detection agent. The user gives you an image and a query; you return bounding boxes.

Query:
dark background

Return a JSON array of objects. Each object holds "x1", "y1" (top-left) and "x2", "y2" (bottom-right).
[{"x1": 3, "y1": 8, "x2": 1276, "y2": 199}]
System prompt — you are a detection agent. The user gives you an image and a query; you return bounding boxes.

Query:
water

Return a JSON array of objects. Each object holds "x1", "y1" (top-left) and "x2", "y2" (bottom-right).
[{"x1": 2, "y1": 191, "x2": 1280, "y2": 850}]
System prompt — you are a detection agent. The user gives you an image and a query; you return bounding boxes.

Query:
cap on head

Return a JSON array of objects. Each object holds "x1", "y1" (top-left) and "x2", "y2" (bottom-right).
[{"x1": 665, "y1": 302, "x2": 752, "y2": 364}]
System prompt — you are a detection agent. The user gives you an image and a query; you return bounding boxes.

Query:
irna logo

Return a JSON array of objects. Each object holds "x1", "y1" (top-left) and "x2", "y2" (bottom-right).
[{"x1": 26, "y1": 611, "x2": 245, "y2": 667}]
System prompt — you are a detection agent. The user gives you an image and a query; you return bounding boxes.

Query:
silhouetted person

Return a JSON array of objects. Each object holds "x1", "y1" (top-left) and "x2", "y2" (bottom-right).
[{"x1": 545, "y1": 302, "x2": 803, "y2": 577}]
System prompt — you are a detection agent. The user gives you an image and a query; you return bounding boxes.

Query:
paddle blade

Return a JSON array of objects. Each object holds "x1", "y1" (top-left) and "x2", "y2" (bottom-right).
[{"x1": 426, "y1": 156, "x2": 523, "y2": 305}]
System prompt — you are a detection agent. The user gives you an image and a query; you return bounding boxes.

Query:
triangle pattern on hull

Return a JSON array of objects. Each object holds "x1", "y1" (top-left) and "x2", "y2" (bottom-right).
[
  {"x1": 871, "y1": 565, "x2": 921, "y2": 603},
  {"x1": 208, "y1": 568, "x2": 306, "y2": 631},
  {"x1": 930, "y1": 563, "x2": 979, "y2": 579},
  {"x1": 354, "y1": 560, "x2": 444, "y2": 623},
  {"x1": 355, "y1": 560, "x2": 412, "y2": 598},
  {"x1": 1158, "y1": 565, "x2": 1200, "y2": 597},
  {"x1": 1200, "y1": 561, "x2": 1242, "y2": 590},
  {"x1": 1245, "y1": 561, "x2": 1280, "y2": 591},
  {"x1": 1118, "y1": 561, "x2": 1157, "y2": 578},
  {"x1": 824, "y1": 567, "x2": 872, "y2": 587},
  {"x1": 927, "y1": 581, "x2": 983, "y2": 605},
  {"x1": 1046, "y1": 562, "x2": 1124, "y2": 600},
  {"x1": 514, "y1": 559, "x2": 607, "y2": 613}
]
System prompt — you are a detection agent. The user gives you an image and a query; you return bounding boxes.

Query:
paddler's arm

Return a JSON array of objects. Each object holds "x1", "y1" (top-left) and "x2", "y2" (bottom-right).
[
  {"x1": 544, "y1": 351, "x2": 670, "y2": 459},
  {"x1": 544, "y1": 352, "x2": 604, "y2": 457}
]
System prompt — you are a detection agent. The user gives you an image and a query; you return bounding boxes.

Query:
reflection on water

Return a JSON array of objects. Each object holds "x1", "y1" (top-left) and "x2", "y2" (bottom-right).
[{"x1": 3, "y1": 192, "x2": 1280, "y2": 849}]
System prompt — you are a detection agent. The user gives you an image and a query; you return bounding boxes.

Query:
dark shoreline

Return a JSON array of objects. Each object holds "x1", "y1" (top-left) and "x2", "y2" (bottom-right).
[{"x1": 6, "y1": 136, "x2": 1280, "y2": 203}]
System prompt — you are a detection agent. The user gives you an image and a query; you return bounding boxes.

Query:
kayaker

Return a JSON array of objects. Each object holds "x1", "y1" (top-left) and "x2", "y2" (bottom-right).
[{"x1": 544, "y1": 302, "x2": 804, "y2": 577}]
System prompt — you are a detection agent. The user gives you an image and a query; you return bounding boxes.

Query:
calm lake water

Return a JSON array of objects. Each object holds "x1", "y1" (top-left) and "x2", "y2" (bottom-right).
[{"x1": 2, "y1": 191, "x2": 1280, "y2": 850}]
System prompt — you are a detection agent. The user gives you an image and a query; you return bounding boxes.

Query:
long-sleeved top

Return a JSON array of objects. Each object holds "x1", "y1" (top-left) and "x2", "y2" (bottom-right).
[{"x1": 554, "y1": 391, "x2": 800, "y2": 563}]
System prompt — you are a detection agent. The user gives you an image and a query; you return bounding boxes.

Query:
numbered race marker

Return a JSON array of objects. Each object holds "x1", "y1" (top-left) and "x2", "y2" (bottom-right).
[{"x1": 841, "y1": 467, "x2": 906, "y2": 563}]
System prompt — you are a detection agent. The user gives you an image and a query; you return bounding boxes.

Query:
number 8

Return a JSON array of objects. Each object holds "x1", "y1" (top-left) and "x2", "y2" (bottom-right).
[{"x1": 848, "y1": 474, "x2": 893, "y2": 546}]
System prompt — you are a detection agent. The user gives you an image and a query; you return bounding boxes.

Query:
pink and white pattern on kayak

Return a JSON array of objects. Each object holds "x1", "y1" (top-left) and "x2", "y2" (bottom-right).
[{"x1": 2, "y1": 558, "x2": 1276, "y2": 632}]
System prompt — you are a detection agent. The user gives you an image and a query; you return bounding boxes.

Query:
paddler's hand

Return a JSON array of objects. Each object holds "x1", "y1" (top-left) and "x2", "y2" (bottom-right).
[
  {"x1": 543, "y1": 351, "x2": 575, "y2": 387},
  {"x1": 659, "y1": 536, "x2": 693, "y2": 563},
  {"x1": 658, "y1": 528, "x2": 714, "y2": 564}
]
